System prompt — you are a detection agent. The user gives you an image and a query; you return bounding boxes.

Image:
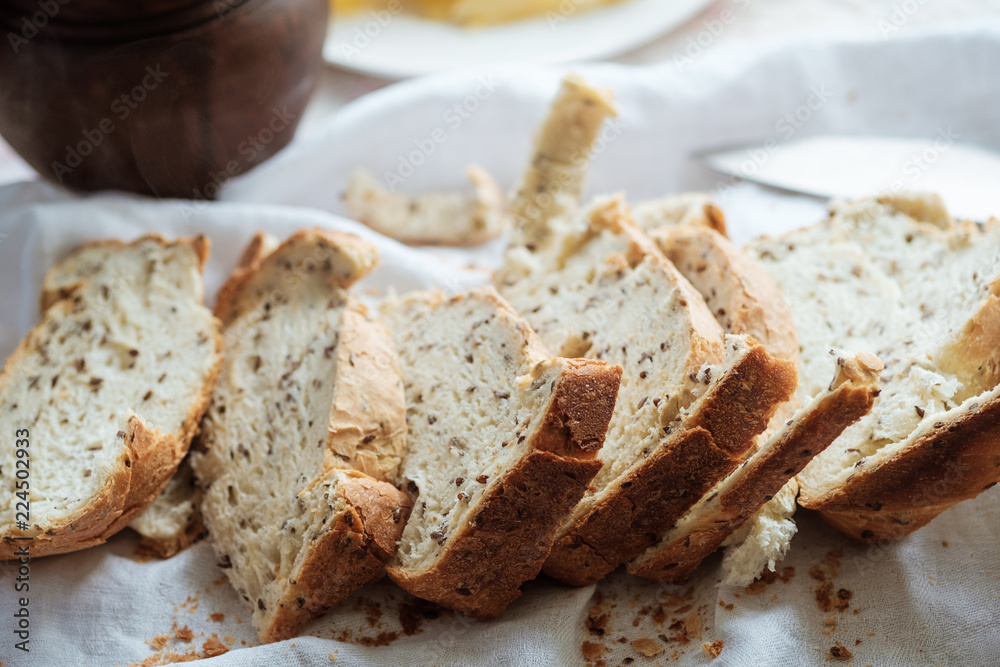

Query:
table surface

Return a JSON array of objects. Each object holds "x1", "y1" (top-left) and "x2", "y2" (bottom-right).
[{"x1": 2, "y1": 0, "x2": 998, "y2": 189}]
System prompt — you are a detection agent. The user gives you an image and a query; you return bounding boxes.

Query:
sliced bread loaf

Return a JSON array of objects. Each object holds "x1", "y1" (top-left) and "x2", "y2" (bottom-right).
[
  {"x1": 382, "y1": 287, "x2": 621, "y2": 617},
  {"x1": 499, "y1": 76, "x2": 797, "y2": 585},
  {"x1": 192, "y1": 229, "x2": 411, "y2": 642},
  {"x1": 751, "y1": 193, "x2": 1000, "y2": 541},
  {"x1": 498, "y1": 194, "x2": 797, "y2": 586},
  {"x1": 0, "y1": 235, "x2": 222, "y2": 558},
  {"x1": 344, "y1": 165, "x2": 508, "y2": 246}
]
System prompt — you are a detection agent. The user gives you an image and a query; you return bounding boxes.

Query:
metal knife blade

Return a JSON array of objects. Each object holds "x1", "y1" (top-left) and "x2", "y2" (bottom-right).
[{"x1": 702, "y1": 135, "x2": 1000, "y2": 222}]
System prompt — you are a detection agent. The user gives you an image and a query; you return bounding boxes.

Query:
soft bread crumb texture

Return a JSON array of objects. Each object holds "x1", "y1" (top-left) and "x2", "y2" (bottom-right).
[{"x1": 0, "y1": 235, "x2": 221, "y2": 558}]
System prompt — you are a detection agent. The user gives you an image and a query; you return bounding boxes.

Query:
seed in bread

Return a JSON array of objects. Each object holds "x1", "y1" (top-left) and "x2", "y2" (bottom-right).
[{"x1": 0, "y1": 235, "x2": 222, "y2": 558}]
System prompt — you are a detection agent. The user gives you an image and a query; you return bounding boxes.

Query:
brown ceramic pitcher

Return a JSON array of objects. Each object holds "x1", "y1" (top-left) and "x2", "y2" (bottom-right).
[{"x1": 0, "y1": 0, "x2": 328, "y2": 198}]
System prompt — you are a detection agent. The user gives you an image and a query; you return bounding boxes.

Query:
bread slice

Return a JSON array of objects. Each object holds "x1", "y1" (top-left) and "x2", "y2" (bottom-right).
[
  {"x1": 0, "y1": 235, "x2": 222, "y2": 558},
  {"x1": 344, "y1": 165, "x2": 508, "y2": 246},
  {"x1": 382, "y1": 287, "x2": 621, "y2": 617},
  {"x1": 633, "y1": 192, "x2": 728, "y2": 238},
  {"x1": 128, "y1": 233, "x2": 282, "y2": 559},
  {"x1": 628, "y1": 351, "x2": 882, "y2": 582},
  {"x1": 751, "y1": 193, "x2": 1000, "y2": 541},
  {"x1": 192, "y1": 229, "x2": 411, "y2": 642}
]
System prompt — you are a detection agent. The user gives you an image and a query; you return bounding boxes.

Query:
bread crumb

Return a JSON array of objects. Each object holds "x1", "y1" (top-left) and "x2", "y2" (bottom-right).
[
  {"x1": 827, "y1": 645, "x2": 853, "y2": 660},
  {"x1": 203, "y1": 634, "x2": 229, "y2": 657},
  {"x1": 582, "y1": 641, "x2": 606, "y2": 659},
  {"x1": 329, "y1": 654, "x2": 338, "y2": 662},
  {"x1": 151, "y1": 635, "x2": 170, "y2": 651},
  {"x1": 209, "y1": 613, "x2": 225, "y2": 622},
  {"x1": 683, "y1": 612, "x2": 702, "y2": 639},
  {"x1": 175, "y1": 626, "x2": 194, "y2": 642},
  {"x1": 630, "y1": 638, "x2": 662, "y2": 657},
  {"x1": 702, "y1": 640, "x2": 724, "y2": 658}
]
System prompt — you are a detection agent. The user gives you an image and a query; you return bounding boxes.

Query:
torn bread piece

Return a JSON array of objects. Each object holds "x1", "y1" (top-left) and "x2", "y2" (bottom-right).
[
  {"x1": 633, "y1": 192, "x2": 728, "y2": 238},
  {"x1": 510, "y1": 74, "x2": 617, "y2": 250},
  {"x1": 752, "y1": 193, "x2": 1000, "y2": 541},
  {"x1": 0, "y1": 235, "x2": 222, "y2": 558},
  {"x1": 629, "y1": 352, "x2": 882, "y2": 583},
  {"x1": 128, "y1": 232, "x2": 280, "y2": 559},
  {"x1": 192, "y1": 229, "x2": 410, "y2": 642},
  {"x1": 344, "y1": 165, "x2": 508, "y2": 246},
  {"x1": 382, "y1": 287, "x2": 620, "y2": 617}
]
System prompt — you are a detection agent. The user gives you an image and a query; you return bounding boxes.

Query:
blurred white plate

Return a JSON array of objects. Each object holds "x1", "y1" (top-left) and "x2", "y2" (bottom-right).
[{"x1": 323, "y1": 0, "x2": 714, "y2": 79}]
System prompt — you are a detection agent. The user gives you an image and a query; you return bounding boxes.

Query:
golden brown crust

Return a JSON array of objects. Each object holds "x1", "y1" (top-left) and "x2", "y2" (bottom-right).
[
  {"x1": 686, "y1": 339, "x2": 797, "y2": 455},
  {"x1": 802, "y1": 389, "x2": 1000, "y2": 543},
  {"x1": 532, "y1": 360, "x2": 623, "y2": 458},
  {"x1": 935, "y1": 287, "x2": 1000, "y2": 396},
  {"x1": 263, "y1": 472, "x2": 412, "y2": 643},
  {"x1": 1, "y1": 237, "x2": 222, "y2": 560},
  {"x1": 629, "y1": 363, "x2": 880, "y2": 581},
  {"x1": 387, "y1": 357, "x2": 620, "y2": 617},
  {"x1": 542, "y1": 340, "x2": 796, "y2": 586}
]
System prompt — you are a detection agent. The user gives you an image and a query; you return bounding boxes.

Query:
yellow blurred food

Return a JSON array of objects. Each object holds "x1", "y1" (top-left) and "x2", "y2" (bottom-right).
[{"x1": 331, "y1": 0, "x2": 625, "y2": 27}]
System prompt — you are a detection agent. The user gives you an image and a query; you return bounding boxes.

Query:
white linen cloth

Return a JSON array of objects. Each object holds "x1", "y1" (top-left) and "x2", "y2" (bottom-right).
[{"x1": 2, "y1": 23, "x2": 1000, "y2": 666}]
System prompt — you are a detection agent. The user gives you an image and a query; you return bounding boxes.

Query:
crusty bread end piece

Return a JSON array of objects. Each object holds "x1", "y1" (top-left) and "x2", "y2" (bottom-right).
[
  {"x1": 510, "y1": 75, "x2": 617, "y2": 250},
  {"x1": 0, "y1": 235, "x2": 222, "y2": 558},
  {"x1": 383, "y1": 287, "x2": 621, "y2": 617},
  {"x1": 193, "y1": 229, "x2": 410, "y2": 642}
]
